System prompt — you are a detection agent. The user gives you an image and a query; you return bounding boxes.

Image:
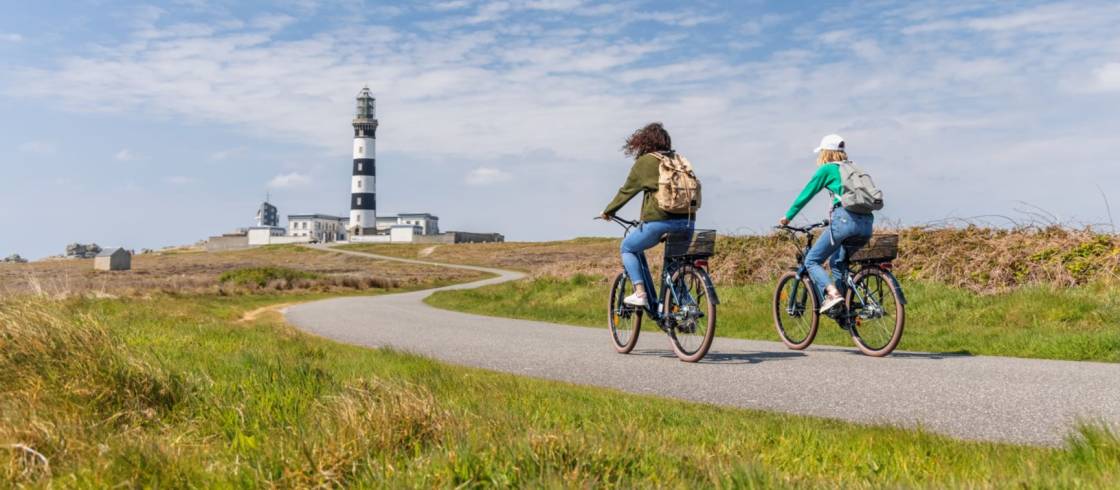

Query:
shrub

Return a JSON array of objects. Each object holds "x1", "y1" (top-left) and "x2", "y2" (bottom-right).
[{"x1": 218, "y1": 267, "x2": 321, "y2": 288}]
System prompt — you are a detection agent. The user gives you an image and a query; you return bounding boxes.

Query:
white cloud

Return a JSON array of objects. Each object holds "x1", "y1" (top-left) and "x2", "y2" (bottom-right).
[
  {"x1": 1088, "y1": 63, "x2": 1120, "y2": 92},
  {"x1": 209, "y1": 147, "x2": 245, "y2": 160},
  {"x1": 465, "y1": 167, "x2": 512, "y2": 185},
  {"x1": 268, "y1": 172, "x2": 310, "y2": 188},
  {"x1": 114, "y1": 148, "x2": 137, "y2": 161},
  {"x1": 164, "y1": 175, "x2": 195, "y2": 185},
  {"x1": 0, "y1": 33, "x2": 22, "y2": 43},
  {"x1": 17, "y1": 141, "x2": 55, "y2": 155},
  {"x1": 430, "y1": 0, "x2": 472, "y2": 11},
  {"x1": 7, "y1": 0, "x2": 1120, "y2": 236}
]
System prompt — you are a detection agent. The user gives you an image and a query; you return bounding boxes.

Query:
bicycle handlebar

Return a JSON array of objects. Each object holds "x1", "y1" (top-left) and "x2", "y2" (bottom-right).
[
  {"x1": 595, "y1": 215, "x2": 639, "y2": 228},
  {"x1": 775, "y1": 219, "x2": 830, "y2": 234}
]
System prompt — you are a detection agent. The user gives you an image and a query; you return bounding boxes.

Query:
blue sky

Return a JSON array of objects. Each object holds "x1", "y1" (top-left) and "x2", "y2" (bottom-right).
[{"x1": 2, "y1": 0, "x2": 1120, "y2": 259}]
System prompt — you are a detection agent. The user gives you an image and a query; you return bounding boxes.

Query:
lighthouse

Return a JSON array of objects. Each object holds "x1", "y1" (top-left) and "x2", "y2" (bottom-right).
[{"x1": 350, "y1": 86, "x2": 378, "y2": 235}]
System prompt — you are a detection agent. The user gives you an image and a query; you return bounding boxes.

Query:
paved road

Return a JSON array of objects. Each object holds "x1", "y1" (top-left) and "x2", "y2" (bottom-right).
[{"x1": 287, "y1": 246, "x2": 1120, "y2": 446}]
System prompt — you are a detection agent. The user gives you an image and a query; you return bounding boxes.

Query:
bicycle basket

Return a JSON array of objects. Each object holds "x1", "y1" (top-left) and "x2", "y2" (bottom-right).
[
  {"x1": 665, "y1": 229, "x2": 716, "y2": 258},
  {"x1": 849, "y1": 233, "x2": 899, "y2": 263}
]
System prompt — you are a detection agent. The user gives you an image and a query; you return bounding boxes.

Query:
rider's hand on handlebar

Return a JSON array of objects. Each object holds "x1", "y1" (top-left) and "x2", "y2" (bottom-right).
[
  {"x1": 600, "y1": 212, "x2": 612, "y2": 221},
  {"x1": 778, "y1": 217, "x2": 790, "y2": 227}
]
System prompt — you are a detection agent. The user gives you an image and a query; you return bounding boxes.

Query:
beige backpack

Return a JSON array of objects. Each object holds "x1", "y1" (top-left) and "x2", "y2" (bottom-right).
[{"x1": 650, "y1": 152, "x2": 702, "y2": 214}]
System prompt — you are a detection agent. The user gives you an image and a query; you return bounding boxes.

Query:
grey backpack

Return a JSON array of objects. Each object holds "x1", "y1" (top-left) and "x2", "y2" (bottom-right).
[{"x1": 833, "y1": 161, "x2": 884, "y2": 214}]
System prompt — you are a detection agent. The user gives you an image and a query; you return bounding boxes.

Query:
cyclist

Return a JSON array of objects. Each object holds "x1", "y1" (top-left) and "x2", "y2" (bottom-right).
[
  {"x1": 779, "y1": 134, "x2": 874, "y2": 313},
  {"x1": 601, "y1": 122, "x2": 695, "y2": 307}
]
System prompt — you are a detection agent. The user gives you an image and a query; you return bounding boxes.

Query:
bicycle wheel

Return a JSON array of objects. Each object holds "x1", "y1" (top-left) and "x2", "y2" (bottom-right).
[
  {"x1": 608, "y1": 272, "x2": 642, "y2": 353},
  {"x1": 846, "y1": 267, "x2": 905, "y2": 357},
  {"x1": 772, "y1": 271, "x2": 820, "y2": 350},
  {"x1": 662, "y1": 265, "x2": 716, "y2": 362}
]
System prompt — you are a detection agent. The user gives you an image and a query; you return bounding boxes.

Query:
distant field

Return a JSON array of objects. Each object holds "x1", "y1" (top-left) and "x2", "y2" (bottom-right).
[
  {"x1": 343, "y1": 225, "x2": 1120, "y2": 293},
  {"x1": 342, "y1": 232, "x2": 1120, "y2": 362},
  {"x1": 0, "y1": 245, "x2": 485, "y2": 298},
  {"x1": 428, "y1": 276, "x2": 1120, "y2": 363}
]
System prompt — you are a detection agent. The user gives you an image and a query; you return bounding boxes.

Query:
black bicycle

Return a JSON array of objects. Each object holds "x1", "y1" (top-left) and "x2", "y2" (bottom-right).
[
  {"x1": 773, "y1": 220, "x2": 907, "y2": 357},
  {"x1": 600, "y1": 216, "x2": 719, "y2": 362}
]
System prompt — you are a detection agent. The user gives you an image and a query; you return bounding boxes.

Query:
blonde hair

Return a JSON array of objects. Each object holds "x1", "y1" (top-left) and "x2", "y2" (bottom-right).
[{"x1": 817, "y1": 149, "x2": 848, "y2": 165}]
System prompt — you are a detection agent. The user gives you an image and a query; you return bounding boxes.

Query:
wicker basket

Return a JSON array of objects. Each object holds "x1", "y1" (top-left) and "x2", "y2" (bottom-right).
[
  {"x1": 849, "y1": 233, "x2": 899, "y2": 263},
  {"x1": 665, "y1": 229, "x2": 716, "y2": 258}
]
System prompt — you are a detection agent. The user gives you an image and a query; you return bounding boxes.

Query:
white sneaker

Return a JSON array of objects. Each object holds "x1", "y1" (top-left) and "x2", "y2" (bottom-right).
[
  {"x1": 623, "y1": 293, "x2": 648, "y2": 307},
  {"x1": 819, "y1": 295, "x2": 844, "y2": 313}
]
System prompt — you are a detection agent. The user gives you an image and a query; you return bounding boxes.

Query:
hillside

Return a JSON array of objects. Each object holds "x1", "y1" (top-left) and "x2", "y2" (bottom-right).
[{"x1": 342, "y1": 226, "x2": 1119, "y2": 293}]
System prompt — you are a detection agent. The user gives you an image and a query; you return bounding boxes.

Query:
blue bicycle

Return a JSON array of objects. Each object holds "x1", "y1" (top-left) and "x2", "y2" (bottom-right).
[
  {"x1": 773, "y1": 220, "x2": 907, "y2": 357},
  {"x1": 602, "y1": 216, "x2": 719, "y2": 362}
]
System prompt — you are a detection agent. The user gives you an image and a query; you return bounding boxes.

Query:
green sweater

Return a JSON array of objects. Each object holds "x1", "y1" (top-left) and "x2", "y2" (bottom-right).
[
  {"x1": 604, "y1": 153, "x2": 695, "y2": 222},
  {"x1": 785, "y1": 163, "x2": 843, "y2": 220}
]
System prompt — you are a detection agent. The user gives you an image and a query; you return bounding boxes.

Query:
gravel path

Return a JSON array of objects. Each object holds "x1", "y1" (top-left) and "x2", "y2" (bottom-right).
[{"x1": 286, "y1": 246, "x2": 1120, "y2": 446}]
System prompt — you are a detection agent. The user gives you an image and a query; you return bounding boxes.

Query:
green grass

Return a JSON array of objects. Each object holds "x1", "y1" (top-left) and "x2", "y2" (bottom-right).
[
  {"x1": 426, "y1": 275, "x2": 1120, "y2": 362},
  {"x1": 3, "y1": 294, "x2": 1119, "y2": 487},
  {"x1": 218, "y1": 266, "x2": 322, "y2": 287}
]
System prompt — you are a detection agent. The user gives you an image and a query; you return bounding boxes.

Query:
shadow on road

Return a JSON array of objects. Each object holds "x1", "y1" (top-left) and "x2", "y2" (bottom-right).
[
  {"x1": 632, "y1": 349, "x2": 807, "y2": 365},
  {"x1": 813, "y1": 346, "x2": 974, "y2": 360}
]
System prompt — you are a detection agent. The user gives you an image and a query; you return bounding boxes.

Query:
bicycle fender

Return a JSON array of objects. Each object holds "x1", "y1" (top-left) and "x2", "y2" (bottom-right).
[
  {"x1": 878, "y1": 269, "x2": 904, "y2": 304},
  {"x1": 701, "y1": 270, "x2": 721, "y2": 305}
]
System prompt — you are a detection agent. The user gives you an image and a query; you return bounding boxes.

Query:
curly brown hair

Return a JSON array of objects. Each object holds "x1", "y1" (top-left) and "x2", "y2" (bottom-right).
[{"x1": 622, "y1": 122, "x2": 672, "y2": 157}]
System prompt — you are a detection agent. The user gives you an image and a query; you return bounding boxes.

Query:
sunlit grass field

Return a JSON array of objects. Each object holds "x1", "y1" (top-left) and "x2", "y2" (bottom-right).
[
  {"x1": 2, "y1": 295, "x2": 1118, "y2": 487},
  {"x1": 427, "y1": 275, "x2": 1120, "y2": 362}
]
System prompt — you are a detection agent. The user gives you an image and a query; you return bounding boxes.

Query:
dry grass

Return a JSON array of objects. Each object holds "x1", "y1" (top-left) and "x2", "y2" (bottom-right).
[
  {"x1": 282, "y1": 377, "x2": 449, "y2": 487},
  {"x1": 0, "y1": 245, "x2": 484, "y2": 299},
  {"x1": 346, "y1": 227, "x2": 1119, "y2": 293},
  {"x1": 0, "y1": 299, "x2": 188, "y2": 484}
]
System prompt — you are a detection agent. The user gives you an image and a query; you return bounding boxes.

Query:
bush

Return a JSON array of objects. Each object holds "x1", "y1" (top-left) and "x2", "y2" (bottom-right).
[{"x1": 218, "y1": 267, "x2": 321, "y2": 288}]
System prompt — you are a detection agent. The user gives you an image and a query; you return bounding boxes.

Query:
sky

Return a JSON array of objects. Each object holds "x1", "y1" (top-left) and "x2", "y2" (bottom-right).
[{"x1": 2, "y1": 0, "x2": 1120, "y2": 259}]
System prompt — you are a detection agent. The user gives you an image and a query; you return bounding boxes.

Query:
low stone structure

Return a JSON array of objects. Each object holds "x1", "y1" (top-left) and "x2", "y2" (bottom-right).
[
  {"x1": 2, "y1": 254, "x2": 28, "y2": 263},
  {"x1": 414, "y1": 231, "x2": 505, "y2": 244},
  {"x1": 205, "y1": 233, "x2": 251, "y2": 252},
  {"x1": 66, "y1": 243, "x2": 102, "y2": 259},
  {"x1": 94, "y1": 248, "x2": 131, "y2": 271}
]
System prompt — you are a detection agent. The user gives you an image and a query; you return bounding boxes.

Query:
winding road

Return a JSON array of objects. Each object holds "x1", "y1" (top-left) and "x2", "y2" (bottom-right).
[{"x1": 286, "y1": 246, "x2": 1120, "y2": 446}]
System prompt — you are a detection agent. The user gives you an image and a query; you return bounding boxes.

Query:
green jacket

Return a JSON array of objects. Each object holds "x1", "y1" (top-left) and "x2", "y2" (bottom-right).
[
  {"x1": 785, "y1": 163, "x2": 843, "y2": 221},
  {"x1": 604, "y1": 153, "x2": 695, "y2": 222}
]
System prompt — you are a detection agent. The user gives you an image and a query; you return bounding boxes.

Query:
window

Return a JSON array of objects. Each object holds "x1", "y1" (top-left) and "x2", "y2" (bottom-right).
[
  {"x1": 356, "y1": 197, "x2": 362, "y2": 205},
  {"x1": 357, "y1": 180, "x2": 362, "y2": 188},
  {"x1": 357, "y1": 162, "x2": 363, "y2": 171},
  {"x1": 358, "y1": 146, "x2": 364, "y2": 154},
  {"x1": 356, "y1": 215, "x2": 361, "y2": 223}
]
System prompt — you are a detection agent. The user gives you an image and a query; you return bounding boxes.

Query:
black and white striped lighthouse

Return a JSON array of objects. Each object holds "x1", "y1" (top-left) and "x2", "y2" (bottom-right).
[{"x1": 350, "y1": 86, "x2": 378, "y2": 235}]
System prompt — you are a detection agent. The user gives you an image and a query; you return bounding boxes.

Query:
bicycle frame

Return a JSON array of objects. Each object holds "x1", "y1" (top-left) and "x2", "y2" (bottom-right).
[{"x1": 604, "y1": 216, "x2": 718, "y2": 326}]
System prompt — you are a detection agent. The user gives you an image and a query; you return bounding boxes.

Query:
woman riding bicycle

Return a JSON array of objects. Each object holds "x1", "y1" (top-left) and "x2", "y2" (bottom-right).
[
  {"x1": 779, "y1": 134, "x2": 873, "y2": 313},
  {"x1": 601, "y1": 122, "x2": 695, "y2": 307}
]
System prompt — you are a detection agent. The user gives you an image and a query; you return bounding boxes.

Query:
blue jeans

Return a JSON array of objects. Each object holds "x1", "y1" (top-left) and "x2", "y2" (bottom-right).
[
  {"x1": 621, "y1": 219, "x2": 694, "y2": 299},
  {"x1": 805, "y1": 207, "x2": 874, "y2": 299}
]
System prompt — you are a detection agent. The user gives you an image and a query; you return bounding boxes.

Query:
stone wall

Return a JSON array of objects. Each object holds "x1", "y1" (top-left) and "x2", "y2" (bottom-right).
[{"x1": 204, "y1": 235, "x2": 250, "y2": 252}]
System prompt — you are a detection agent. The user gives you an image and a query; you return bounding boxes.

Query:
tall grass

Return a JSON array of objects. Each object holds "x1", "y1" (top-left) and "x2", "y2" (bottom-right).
[
  {"x1": 2, "y1": 296, "x2": 1118, "y2": 486},
  {"x1": 0, "y1": 299, "x2": 188, "y2": 483}
]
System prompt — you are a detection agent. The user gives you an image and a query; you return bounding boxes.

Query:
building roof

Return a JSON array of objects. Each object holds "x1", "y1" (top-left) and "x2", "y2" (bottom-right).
[
  {"x1": 288, "y1": 214, "x2": 345, "y2": 221},
  {"x1": 96, "y1": 247, "x2": 128, "y2": 257},
  {"x1": 398, "y1": 212, "x2": 439, "y2": 219}
]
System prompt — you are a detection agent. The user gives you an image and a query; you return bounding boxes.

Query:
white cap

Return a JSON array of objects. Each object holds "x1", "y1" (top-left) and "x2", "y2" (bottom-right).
[{"x1": 813, "y1": 134, "x2": 845, "y2": 153}]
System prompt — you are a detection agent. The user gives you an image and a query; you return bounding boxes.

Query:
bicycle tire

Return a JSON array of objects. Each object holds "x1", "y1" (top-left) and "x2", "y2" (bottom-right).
[
  {"x1": 772, "y1": 271, "x2": 820, "y2": 350},
  {"x1": 662, "y1": 265, "x2": 716, "y2": 362},
  {"x1": 846, "y1": 267, "x2": 905, "y2": 357},
  {"x1": 608, "y1": 272, "x2": 642, "y2": 353}
]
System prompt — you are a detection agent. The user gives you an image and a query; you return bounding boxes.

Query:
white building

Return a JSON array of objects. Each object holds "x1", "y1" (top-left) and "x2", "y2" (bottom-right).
[
  {"x1": 288, "y1": 214, "x2": 348, "y2": 243},
  {"x1": 375, "y1": 213, "x2": 440, "y2": 235}
]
